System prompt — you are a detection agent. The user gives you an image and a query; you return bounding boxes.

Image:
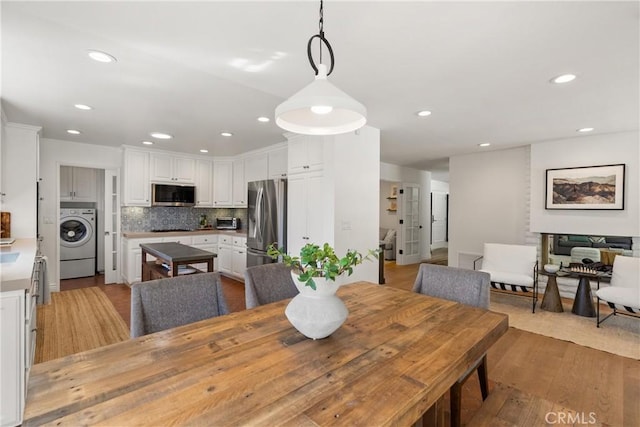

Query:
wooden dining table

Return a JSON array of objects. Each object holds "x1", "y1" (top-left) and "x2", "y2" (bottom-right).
[{"x1": 24, "y1": 282, "x2": 508, "y2": 426}]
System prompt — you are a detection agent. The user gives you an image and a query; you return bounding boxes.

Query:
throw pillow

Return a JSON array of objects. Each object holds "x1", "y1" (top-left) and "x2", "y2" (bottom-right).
[
  {"x1": 568, "y1": 235, "x2": 590, "y2": 243},
  {"x1": 383, "y1": 229, "x2": 396, "y2": 244}
]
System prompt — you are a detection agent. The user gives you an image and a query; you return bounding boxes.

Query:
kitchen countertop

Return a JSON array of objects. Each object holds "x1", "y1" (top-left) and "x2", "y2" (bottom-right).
[
  {"x1": 122, "y1": 229, "x2": 247, "y2": 238},
  {"x1": 1, "y1": 238, "x2": 37, "y2": 292}
]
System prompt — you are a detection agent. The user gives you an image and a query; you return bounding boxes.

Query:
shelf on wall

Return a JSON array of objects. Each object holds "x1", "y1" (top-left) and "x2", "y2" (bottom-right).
[
  {"x1": 387, "y1": 209, "x2": 397, "y2": 212},
  {"x1": 386, "y1": 196, "x2": 397, "y2": 200}
]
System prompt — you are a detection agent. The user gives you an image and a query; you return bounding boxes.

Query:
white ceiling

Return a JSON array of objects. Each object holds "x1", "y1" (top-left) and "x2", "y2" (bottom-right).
[{"x1": 2, "y1": 1, "x2": 638, "y2": 178}]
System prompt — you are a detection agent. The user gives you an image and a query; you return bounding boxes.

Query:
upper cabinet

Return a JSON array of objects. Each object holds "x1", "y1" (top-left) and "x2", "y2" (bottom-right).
[
  {"x1": 121, "y1": 144, "x2": 287, "y2": 208},
  {"x1": 60, "y1": 166, "x2": 97, "y2": 202},
  {"x1": 232, "y1": 159, "x2": 246, "y2": 207},
  {"x1": 268, "y1": 146, "x2": 287, "y2": 179},
  {"x1": 244, "y1": 154, "x2": 269, "y2": 183},
  {"x1": 213, "y1": 160, "x2": 233, "y2": 207},
  {"x1": 194, "y1": 159, "x2": 213, "y2": 207},
  {"x1": 288, "y1": 135, "x2": 325, "y2": 174},
  {"x1": 150, "y1": 153, "x2": 195, "y2": 183},
  {"x1": 122, "y1": 148, "x2": 150, "y2": 206}
]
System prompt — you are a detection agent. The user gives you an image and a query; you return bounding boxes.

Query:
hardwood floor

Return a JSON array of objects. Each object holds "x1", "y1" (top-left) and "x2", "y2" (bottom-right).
[{"x1": 49, "y1": 267, "x2": 639, "y2": 426}]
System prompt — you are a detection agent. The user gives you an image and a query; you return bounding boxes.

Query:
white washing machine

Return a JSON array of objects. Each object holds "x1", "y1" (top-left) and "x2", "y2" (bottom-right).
[{"x1": 60, "y1": 208, "x2": 96, "y2": 279}]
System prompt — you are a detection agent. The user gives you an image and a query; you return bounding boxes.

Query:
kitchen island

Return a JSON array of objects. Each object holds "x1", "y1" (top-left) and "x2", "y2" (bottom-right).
[{"x1": 140, "y1": 242, "x2": 216, "y2": 281}]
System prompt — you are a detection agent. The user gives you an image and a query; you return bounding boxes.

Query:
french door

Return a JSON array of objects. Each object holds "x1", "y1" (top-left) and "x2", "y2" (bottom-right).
[
  {"x1": 103, "y1": 169, "x2": 120, "y2": 283},
  {"x1": 397, "y1": 183, "x2": 421, "y2": 265}
]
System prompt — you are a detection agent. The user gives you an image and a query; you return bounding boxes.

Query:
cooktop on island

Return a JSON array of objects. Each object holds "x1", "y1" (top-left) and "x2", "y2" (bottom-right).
[{"x1": 150, "y1": 229, "x2": 193, "y2": 233}]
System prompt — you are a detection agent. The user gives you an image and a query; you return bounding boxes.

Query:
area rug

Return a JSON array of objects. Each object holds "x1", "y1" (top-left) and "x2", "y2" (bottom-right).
[
  {"x1": 490, "y1": 292, "x2": 640, "y2": 360},
  {"x1": 36, "y1": 287, "x2": 129, "y2": 363}
]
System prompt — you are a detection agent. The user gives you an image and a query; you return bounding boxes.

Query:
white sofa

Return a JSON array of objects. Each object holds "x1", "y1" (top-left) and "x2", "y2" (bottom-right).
[{"x1": 379, "y1": 228, "x2": 396, "y2": 260}]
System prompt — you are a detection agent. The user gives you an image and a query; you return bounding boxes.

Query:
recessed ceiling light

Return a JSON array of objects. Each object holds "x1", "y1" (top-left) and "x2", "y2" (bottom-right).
[
  {"x1": 478, "y1": 143, "x2": 491, "y2": 147},
  {"x1": 221, "y1": 132, "x2": 233, "y2": 137},
  {"x1": 550, "y1": 74, "x2": 576, "y2": 84},
  {"x1": 87, "y1": 50, "x2": 117, "y2": 63},
  {"x1": 66, "y1": 129, "x2": 81, "y2": 135},
  {"x1": 150, "y1": 132, "x2": 172, "y2": 140},
  {"x1": 74, "y1": 104, "x2": 92, "y2": 110},
  {"x1": 577, "y1": 127, "x2": 594, "y2": 133},
  {"x1": 200, "y1": 149, "x2": 209, "y2": 153},
  {"x1": 416, "y1": 110, "x2": 432, "y2": 117},
  {"x1": 257, "y1": 117, "x2": 270, "y2": 123},
  {"x1": 142, "y1": 141, "x2": 154, "y2": 145}
]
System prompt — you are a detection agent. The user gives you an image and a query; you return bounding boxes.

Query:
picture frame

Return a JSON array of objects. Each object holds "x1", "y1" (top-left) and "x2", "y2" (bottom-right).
[{"x1": 545, "y1": 164, "x2": 625, "y2": 210}]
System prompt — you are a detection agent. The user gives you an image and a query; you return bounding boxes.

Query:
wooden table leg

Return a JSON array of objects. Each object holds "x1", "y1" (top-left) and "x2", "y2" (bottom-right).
[
  {"x1": 207, "y1": 258, "x2": 214, "y2": 272},
  {"x1": 541, "y1": 275, "x2": 563, "y2": 312},
  {"x1": 571, "y1": 276, "x2": 596, "y2": 317},
  {"x1": 421, "y1": 394, "x2": 445, "y2": 427}
]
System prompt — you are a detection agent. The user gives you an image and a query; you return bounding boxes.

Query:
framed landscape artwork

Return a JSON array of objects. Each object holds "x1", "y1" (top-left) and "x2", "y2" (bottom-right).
[{"x1": 545, "y1": 164, "x2": 625, "y2": 210}]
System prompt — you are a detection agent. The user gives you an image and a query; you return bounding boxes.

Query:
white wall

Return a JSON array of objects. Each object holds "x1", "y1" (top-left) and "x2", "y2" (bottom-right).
[
  {"x1": 380, "y1": 180, "x2": 399, "y2": 231},
  {"x1": 449, "y1": 146, "x2": 530, "y2": 267},
  {"x1": 431, "y1": 180, "x2": 450, "y2": 193},
  {"x1": 1, "y1": 123, "x2": 40, "y2": 238},
  {"x1": 40, "y1": 138, "x2": 122, "y2": 290},
  {"x1": 530, "y1": 131, "x2": 640, "y2": 237},
  {"x1": 380, "y1": 162, "x2": 432, "y2": 260},
  {"x1": 332, "y1": 127, "x2": 380, "y2": 284}
]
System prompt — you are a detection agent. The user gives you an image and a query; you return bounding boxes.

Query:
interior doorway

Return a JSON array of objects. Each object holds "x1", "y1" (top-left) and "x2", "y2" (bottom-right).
[
  {"x1": 380, "y1": 180, "x2": 400, "y2": 266},
  {"x1": 58, "y1": 165, "x2": 120, "y2": 287},
  {"x1": 430, "y1": 191, "x2": 448, "y2": 250}
]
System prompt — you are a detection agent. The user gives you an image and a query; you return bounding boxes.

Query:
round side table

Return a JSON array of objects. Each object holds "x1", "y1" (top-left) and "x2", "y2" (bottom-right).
[{"x1": 539, "y1": 271, "x2": 563, "y2": 313}]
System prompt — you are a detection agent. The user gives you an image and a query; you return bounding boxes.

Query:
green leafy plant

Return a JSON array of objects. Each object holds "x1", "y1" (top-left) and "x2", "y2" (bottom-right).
[{"x1": 267, "y1": 242, "x2": 379, "y2": 290}]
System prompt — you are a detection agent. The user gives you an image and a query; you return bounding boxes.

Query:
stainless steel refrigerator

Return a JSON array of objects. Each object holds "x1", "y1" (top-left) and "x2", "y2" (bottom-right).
[{"x1": 246, "y1": 179, "x2": 287, "y2": 268}]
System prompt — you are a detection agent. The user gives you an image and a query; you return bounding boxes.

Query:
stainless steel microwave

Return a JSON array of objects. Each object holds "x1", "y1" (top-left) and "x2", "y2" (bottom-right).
[{"x1": 151, "y1": 184, "x2": 196, "y2": 207}]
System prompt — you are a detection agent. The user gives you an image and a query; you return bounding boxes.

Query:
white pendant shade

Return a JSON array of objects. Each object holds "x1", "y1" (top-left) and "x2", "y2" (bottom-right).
[{"x1": 275, "y1": 64, "x2": 367, "y2": 135}]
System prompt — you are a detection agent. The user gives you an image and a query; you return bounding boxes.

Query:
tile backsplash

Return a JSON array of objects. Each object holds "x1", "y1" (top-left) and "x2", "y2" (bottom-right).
[{"x1": 121, "y1": 207, "x2": 247, "y2": 232}]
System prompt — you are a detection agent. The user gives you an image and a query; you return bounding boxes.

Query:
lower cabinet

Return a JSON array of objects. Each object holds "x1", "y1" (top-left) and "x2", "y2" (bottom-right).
[
  {"x1": 217, "y1": 235, "x2": 246, "y2": 279},
  {"x1": 121, "y1": 233, "x2": 244, "y2": 284},
  {"x1": 1, "y1": 286, "x2": 36, "y2": 427}
]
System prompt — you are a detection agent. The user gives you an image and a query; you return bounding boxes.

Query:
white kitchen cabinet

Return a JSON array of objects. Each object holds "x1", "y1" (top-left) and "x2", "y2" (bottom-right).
[
  {"x1": 217, "y1": 235, "x2": 246, "y2": 278},
  {"x1": 213, "y1": 160, "x2": 233, "y2": 207},
  {"x1": 268, "y1": 146, "x2": 288, "y2": 178},
  {"x1": 1, "y1": 124, "x2": 39, "y2": 239},
  {"x1": 1, "y1": 291, "x2": 25, "y2": 427},
  {"x1": 60, "y1": 166, "x2": 97, "y2": 202},
  {"x1": 122, "y1": 235, "x2": 223, "y2": 284},
  {"x1": 232, "y1": 159, "x2": 246, "y2": 207},
  {"x1": 150, "y1": 153, "x2": 196, "y2": 183},
  {"x1": 122, "y1": 148, "x2": 150, "y2": 206},
  {"x1": 189, "y1": 234, "x2": 218, "y2": 272},
  {"x1": 288, "y1": 135, "x2": 326, "y2": 174},
  {"x1": 1, "y1": 285, "x2": 36, "y2": 427},
  {"x1": 231, "y1": 236, "x2": 247, "y2": 278},
  {"x1": 194, "y1": 159, "x2": 213, "y2": 207},
  {"x1": 245, "y1": 154, "x2": 269, "y2": 183},
  {"x1": 287, "y1": 172, "x2": 330, "y2": 257},
  {"x1": 217, "y1": 235, "x2": 233, "y2": 274},
  {"x1": 122, "y1": 237, "x2": 162, "y2": 284}
]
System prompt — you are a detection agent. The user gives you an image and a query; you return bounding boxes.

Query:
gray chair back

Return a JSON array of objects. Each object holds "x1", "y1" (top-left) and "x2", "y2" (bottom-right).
[
  {"x1": 244, "y1": 263, "x2": 299, "y2": 309},
  {"x1": 130, "y1": 272, "x2": 229, "y2": 338},
  {"x1": 412, "y1": 263, "x2": 490, "y2": 309}
]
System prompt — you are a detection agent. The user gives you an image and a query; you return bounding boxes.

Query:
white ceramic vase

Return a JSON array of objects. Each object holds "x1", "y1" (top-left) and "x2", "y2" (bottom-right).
[{"x1": 285, "y1": 272, "x2": 348, "y2": 340}]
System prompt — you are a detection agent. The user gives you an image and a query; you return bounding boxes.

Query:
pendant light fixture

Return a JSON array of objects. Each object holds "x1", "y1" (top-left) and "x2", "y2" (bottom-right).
[{"x1": 275, "y1": 0, "x2": 367, "y2": 135}]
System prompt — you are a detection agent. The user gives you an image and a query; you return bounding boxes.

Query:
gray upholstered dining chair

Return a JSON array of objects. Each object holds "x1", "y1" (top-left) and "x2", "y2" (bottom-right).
[
  {"x1": 244, "y1": 263, "x2": 299, "y2": 309},
  {"x1": 130, "y1": 272, "x2": 229, "y2": 338},
  {"x1": 412, "y1": 263, "x2": 491, "y2": 427}
]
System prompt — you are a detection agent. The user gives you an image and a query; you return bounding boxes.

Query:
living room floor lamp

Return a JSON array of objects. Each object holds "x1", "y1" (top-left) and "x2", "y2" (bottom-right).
[{"x1": 275, "y1": 0, "x2": 367, "y2": 135}]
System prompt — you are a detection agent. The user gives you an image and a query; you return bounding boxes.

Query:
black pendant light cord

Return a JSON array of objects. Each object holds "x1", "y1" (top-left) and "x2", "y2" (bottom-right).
[{"x1": 307, "y1": 0, "x2": 335, "y2": 76}]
